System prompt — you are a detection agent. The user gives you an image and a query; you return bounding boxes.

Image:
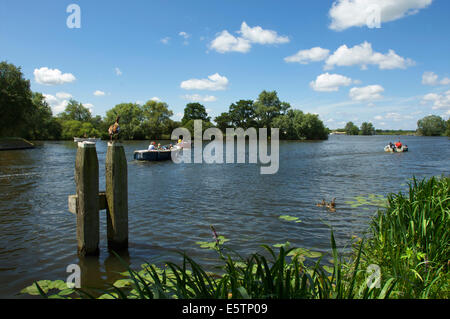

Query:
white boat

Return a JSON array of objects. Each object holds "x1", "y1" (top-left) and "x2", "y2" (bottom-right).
[
  {"x1": 384, "y1": 145, "x2": 408, "y2": 153},
  {"x1": 73, "y1": 137, "x2": 101, "y2": 143}
]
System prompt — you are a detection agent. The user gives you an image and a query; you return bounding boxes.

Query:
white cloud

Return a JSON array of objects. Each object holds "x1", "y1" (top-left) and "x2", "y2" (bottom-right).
[
  {"x1": 422, "y1": 71, "x2": 450, "y2": 85},
  {"x1": 309, "y1": 73, "x2": 353, "y2": 92},
  {"x1": 209, "y1": 22, "x2": 289, "y2": 53},
  {"x1": 180, "y1": 73, "x2": 229, "y2": 91},
  {"x1": 284, "y1": 47, "x2": 330, "y2": 64},
  {"x1": 34, "y1": 67, "x2": 76, "y2": 85},
  {"x1": 209, "y1": 30, "x2": 251, "y2": 53},
  {"x1": 150, "y1": 97, "x2": 161, "y2": 102},
  {"x1": 329, "y1": 0, "x2": 433, "y2": 31},
  {"x1": 422, "y1": 90, "x2": 450, "y2": 110},
  {"x1": 160, "y1": 37, "x2": 170, "y2": 44},
  {"x1": 44, "y1": 93, "x2": 70, "y2": 114},
  {"x1": 238, "y1": 21, "x2": 289, "y2": 45},
  {"x1": 179, "y1": 31, "x2": 190, "y2": 39},
  {"x1": 374, "y1": 115, "x2": 384, "y2": 120},
  {"x1": 115, "y1": 67, "x2": 122, "y2": 76},
  {"x1": 93, "y1": 90, "x2": 105, "y2": 96},
  {"x1": 84, "y1": 103, "x2": 94, "y2": 112},
  {"x1": 183, "y1": 94, "x2": 217, "y2": 102},
  {"x1": 349, "y1": 85, "x2": 384, "y2": 101},
  {"x1": 325, "y1": 41, "x2": 414, "y2": 70},
  {"x1": 55, "y1": 92, "x2": 72, "y2": 99}
]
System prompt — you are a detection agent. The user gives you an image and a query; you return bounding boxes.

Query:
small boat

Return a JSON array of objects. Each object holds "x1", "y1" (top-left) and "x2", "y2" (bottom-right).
[
  {"x1": 384, "y1": 145, "x2": 408, "y2": 153},
  {"x1": 74, "y1": 137, "x2": 101, "y2": 143},
  {"x1": 134, "y1": 145, "x2": 181, "y2": 161}
]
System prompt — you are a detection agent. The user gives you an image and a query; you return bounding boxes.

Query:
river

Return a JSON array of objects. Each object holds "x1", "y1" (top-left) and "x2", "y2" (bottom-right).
[{"x1": 0, "y1": 135, "x2": 448, "y2": 298}]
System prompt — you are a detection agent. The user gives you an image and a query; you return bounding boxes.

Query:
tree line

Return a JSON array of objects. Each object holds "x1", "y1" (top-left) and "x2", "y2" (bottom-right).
[{"x1": 1, "y1": 61, "x2": 448, "y2": 140}]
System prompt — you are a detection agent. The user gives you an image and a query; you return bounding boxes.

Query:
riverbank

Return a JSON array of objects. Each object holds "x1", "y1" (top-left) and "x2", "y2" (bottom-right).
[
  {"x1": 22, "y1": 175, "x2": 449, "y2": 299},
  {"x1": 0, "y1": 137, "x2": 35, "y2": 151}
]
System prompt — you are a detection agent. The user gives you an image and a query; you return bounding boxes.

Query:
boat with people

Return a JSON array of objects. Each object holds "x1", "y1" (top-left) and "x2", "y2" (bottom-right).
[
  {"x1": 384, "y1": 140, "x2": 408, "y2": 153},
  {"x1": 134, "y1": 143, "x2": 182, "y2": 161},
  {"x1": 73, "y1": 137, "x2": 101, "y2": 143}
]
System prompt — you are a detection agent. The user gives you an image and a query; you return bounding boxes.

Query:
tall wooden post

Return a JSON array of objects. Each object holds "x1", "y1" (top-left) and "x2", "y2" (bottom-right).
[
  {"x1": 75, "y1": 142, "x2": 99, "y2": 256},
  {"x1": 105, "y1": 142, "x2": 128, "y2": 250}
]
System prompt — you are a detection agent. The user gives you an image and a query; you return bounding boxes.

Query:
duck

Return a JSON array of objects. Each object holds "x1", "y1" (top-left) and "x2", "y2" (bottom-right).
[
  {"x1": 329, "y1": 197, "x2": 336, "y2": 208},
  {"x1": 316, "y1": 199, "x2": 326, "y2": 207}
]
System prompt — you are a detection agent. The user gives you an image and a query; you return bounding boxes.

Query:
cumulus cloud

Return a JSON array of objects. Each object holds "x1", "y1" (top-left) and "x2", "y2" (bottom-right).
[
  {"x1": 309, "y1": 73, "x2": 353, "y2": 92},
  {"x1": 93, "y1": 90, "x2": 105, "y2": 96},
  {"x1": 183, "y1": 94, "x2": 217, "y2": 102},
  {"x1": 180, "y1": 73, "x2": 229, "y2": 91},
  {"x1": 44, "y1": 93, "x2": 71, "y2": 114},
  {"x1": 349, "y1": 85, "x2": 384, "y2": 101},
  {"x1": 209, "y1": 22, "x2": 288, "y2": 53},
  {"x1": 34, "y1": 67, "x2": 76, "y2": 85},
  {"x1": 284, "y1": 47, "x2": 330, "y2": 64},
  {"x1": 84, "y1": 103, "x2": 94, "y2": 112},
  {"x1": 422, "y1": 90, "x2": 450, "y2": 110},
  {"x1": 329, "y1": 0, "x2": 433, "y2": 31},
  {"x1": 325, "y1": 41, "x2": 414, "y2": 70},
  {"x1": 422, "y1": 71, "x2": 450, "y2": 85},
  {"x1": 115, "y1": 67, "x2": 122, "y2": 76},
  {"x1": 160, "y1": 37, "x2": 170, "y2": 44},
  {"x1": 179, "y1": 31, "x2": 190, "y2": 39},
  {"x1": 150, "y1": 97, "x2": 161, "y2": 102}
]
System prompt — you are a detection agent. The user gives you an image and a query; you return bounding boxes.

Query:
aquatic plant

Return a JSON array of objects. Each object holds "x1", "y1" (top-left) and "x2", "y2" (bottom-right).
[
  {"x1": 345, "y1": 194, "x2": 387, "y2": 208},
  {"x1": 279, "y1": 215, "x2": 302, "y2": 223}
]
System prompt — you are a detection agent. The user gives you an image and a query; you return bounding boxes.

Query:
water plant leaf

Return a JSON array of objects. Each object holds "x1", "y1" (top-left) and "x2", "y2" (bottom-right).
[{"x1": 279, "y1": 215, "x2": 301, "y2": 222}]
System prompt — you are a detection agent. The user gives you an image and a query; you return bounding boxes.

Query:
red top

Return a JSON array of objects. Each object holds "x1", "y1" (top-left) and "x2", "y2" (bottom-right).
[{"x1": 395, "y1": 142, "x2": 402, "y2": 148}]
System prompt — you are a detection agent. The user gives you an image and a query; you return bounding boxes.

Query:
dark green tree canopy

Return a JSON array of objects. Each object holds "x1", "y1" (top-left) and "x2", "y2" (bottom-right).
[
  {"x1": 344, "y1": 121, "x2": 359, "y2": 135},
  {"x1": 214, "y1": 112, "x2": 232, "y2": 132},
  {"x1": 58, "y1": 100, "x2": 92, "y2": 122},
  {"x1": 182, "y1": 103, "x2": 210, "y2": 125},
  {"x1": 254, "y1": 90, "x2": 290, "y2": 128},
  {"x1": 105, "y1": 103, "x2": 145, "y2": 140},
  {"x1": 417, "y1": 115, "x2": 446, "y2": 136},
  {"x1": 229, "y1": 99, "x2": 257, "y2": 129},
  {"x1": 0, "y1": 61, "x2": 34, "y2": 136},
  {"x1": 360, "y1": 122, "x2": 375, "y2": 135}
]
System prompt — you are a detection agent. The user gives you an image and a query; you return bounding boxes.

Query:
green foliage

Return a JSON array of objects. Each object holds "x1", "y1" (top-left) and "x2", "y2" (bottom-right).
[
  {"x1": 58, "y1": 99, "x2": 92, "y2": 123},
  {"x1": 105, "y1": 103, "x2": 145, "y2": 140},
  {"x1": 359, "y1": 122, "x2": 375, "y2": 135},
  {"x1": 344, "y1": 121, "x2": 359, "y2": 135},
  {"x1": 361, "y1": 176, "x2": 449, "y2": 298},
  {"x1": 181, "y1": 103, "x2": 210, "y2": 125},
  {"x1": 272, "y1": 109, "x2": 328, "y2": 140},
  {"x1": 0, "y1": 61, "x2": 34, "y2": 137},
  {"x1": 417, "y1": 115, "x2": 446, "y2": 136},
  {"x1": 254, "y1": 90, "x2": 290, "y2": 129},
  {"x1": 141, "y1": 100, "x2": 174, "y2": 139},
  {"x1": 446, "y1": 118, "x2": 450, "y2": 137},
  {"x1": 228, "y1": 100, "x2": 257, "y2": 129},
  {"x1": 214, "y1": 112, "x2": 232, "y2": 132}
]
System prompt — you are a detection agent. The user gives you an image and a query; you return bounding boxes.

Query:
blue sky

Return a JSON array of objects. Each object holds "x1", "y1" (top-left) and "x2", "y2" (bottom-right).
[{"x1": 1, "y1": 0, "x2": 449, "y2": 129}]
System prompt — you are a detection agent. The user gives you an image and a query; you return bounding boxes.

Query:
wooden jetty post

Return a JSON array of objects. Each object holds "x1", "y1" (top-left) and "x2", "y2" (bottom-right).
[
  {"x1": 74, "y1": 142, "x2": 99, "y2": 256},
  {"x1": 105, "y1": 142, "x2": 128, "y2": 250}
]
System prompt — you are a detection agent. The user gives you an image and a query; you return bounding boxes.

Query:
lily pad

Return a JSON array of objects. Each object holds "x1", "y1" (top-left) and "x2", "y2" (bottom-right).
[
  {"x1": 196, "y1": 235, "x2": 229, "y2": 250},
  {"x1": 279, "y1": 215, "x2": 302, "y2": 223}
]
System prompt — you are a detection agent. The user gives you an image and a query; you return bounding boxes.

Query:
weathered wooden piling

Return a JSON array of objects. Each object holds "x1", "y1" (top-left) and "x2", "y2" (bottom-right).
[
  {"x1": 105, "y1": 142, "x2": 128, "y2": 250},
  {"x1": 75, "y1": 142, "x2": 99, "y2": 256}
]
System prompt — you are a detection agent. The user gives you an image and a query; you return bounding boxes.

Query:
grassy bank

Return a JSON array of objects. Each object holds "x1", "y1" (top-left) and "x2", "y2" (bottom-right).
[{"x1": 22, "y1": 176, "x2": 449, "y2": 299}]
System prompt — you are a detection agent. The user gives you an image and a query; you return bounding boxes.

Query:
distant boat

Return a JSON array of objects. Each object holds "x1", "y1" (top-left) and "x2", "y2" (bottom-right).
[
  {"x1": 134, "y1": 145, "x2": 182, "y2": 161},
  {"x1": 73, "y1": 137, "x2": 101, "y2": 143},
  {"x1": 384, "y1": 145, "x2": 408, "y2": 153}
]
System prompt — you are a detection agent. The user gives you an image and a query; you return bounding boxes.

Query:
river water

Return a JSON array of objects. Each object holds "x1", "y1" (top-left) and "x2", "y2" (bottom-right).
[{"x1": 0, "y1": 135, "x2": 449, "y2": 298}]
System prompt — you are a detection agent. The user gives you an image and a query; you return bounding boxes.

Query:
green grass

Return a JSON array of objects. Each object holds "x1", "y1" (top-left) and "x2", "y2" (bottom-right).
[{"x1": 22, "y1": 176, "x2": 449, "y2": 299}]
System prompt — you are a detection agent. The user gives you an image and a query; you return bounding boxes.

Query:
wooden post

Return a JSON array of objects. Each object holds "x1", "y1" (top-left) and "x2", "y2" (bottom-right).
[
  {"x1": 75, "y1": 142, "x2": 99, "y2": 256},
  {"x1": 105, "y1": 142, "x2": 128, "y2": 250}
]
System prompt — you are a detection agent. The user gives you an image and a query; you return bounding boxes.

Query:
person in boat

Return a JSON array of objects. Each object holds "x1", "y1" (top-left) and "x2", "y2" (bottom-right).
[
  {"x1": 388, "y1": 142, "x2": 395, "y2": 150},
  {"x1": 157, "y1": 143, "x2": 162, "y2": 150},
  {"x1": 148, "y1": 141, "x2": 156, "y2": 150},
  {"x1": 395, "y1": 140, "x2": 402, "y2": 149}
]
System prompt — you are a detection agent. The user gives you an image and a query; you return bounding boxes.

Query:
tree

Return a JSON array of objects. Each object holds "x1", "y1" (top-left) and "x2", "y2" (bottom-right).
[
  {"x1": 214, "y1": 112, "x2": 232, "y2": 132},
  {"x1": 417, "y1": 115, "x2": 446, "y2": 136},
  {"x1": 271, "y1": 109, "x2": 328, "y2": 140},
  {"x1": 344, "y1": 122, "x2": 359, "y2": 135},
  {"x1": 228, "y1": 100, "x2": 257, "y2": 129},
  {"x1": 254, "y1": 90, "x2": 290, "y2": 129},
  {"x1": 446, "y1": 118, "x2": 450, "y2": 137},
  {"x1": 0, "y1": 61, "x2": 34, "y2": 137},
  {"x1": 58, "y1": 100, "x2": 92, "y2": 122},
  {"x1": 360, "y1": 122, "x2": 375, "y2": 135},
  {"x1": 141, "y1": 100, "x2": 174, "y2": 139},
  {"x1": 181, "y1": 103, "x2": 210, "y2": 125},
  {"x1": 25, "y1": 92, "x2": 61, "y2": 140},
  {"x1": 105, "y1": 103, "x2": 145, "y2": 140},
  {"x1": 61, "y1": 120, "x2": 83, "y2": 140}
]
